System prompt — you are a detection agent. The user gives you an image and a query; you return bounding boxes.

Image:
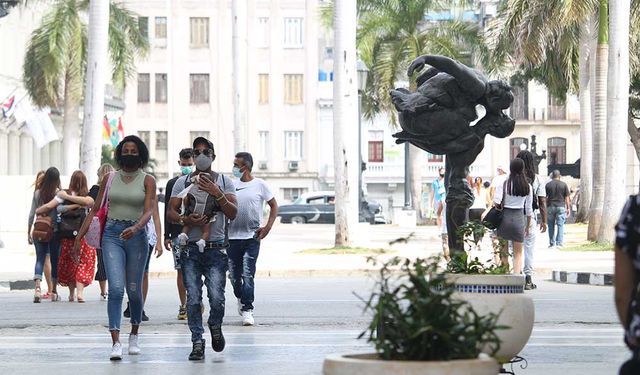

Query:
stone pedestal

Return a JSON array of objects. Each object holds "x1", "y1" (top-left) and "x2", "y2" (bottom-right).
[{"x1": 394, "y1": 209, "x2": 416, "y2": 228}]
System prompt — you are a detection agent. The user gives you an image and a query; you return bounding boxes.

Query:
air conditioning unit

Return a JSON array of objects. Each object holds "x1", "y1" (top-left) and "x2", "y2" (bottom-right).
[
  {"x1": 288, "y1": 161, "x2": 299, "y2": 171},
  {"x1": 258, "y1": 161, "x2": 268, "y2": 170}
]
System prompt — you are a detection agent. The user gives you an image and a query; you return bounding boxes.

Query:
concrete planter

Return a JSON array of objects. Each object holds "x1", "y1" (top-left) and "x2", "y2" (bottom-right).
[
  {"x1": 323, "y1": 353, "x2": 500, "y2": 375},
  {"x1": 446, "y1": 274, "x2": 535, "y2": 363}
]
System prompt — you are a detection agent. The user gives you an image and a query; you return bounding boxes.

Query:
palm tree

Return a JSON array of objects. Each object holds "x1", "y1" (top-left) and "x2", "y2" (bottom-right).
[
  {"x1": 333, "y1": 0, "x2": 359, "y2": 246},
  {"x1": 598, "y1": 0, "x2": 630, "y2": 243},
  {"x1": 354, "y1": 0, "x2": 490, "y2": 224},
  {"x1": 23, "y1": 0, "x2": 148, "y2": 176}
]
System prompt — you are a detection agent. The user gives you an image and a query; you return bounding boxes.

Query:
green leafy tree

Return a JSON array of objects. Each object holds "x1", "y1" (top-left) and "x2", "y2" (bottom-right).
[{"x1": 23, "y1": 0, "x2": 148, "y2": 175}]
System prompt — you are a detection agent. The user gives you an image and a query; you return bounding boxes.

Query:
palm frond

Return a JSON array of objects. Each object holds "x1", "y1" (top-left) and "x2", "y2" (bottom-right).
[{"x1": 108, "y1": 1, "x2": 150, "y2": 89}]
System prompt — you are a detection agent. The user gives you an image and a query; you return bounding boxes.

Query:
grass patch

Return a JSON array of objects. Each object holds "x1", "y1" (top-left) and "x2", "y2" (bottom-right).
[
  {"x1": 560, "y1": 242, "x2": 613, "y2": 252},
  {"x1": 298, "y1": 246, "x2": 393, "y2": 255}
]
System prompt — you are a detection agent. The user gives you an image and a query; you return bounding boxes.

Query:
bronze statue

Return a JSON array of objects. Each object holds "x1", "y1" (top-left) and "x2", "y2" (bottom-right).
[{"x1": 390, "y1": 55, "x2": 515, "y2": 252}]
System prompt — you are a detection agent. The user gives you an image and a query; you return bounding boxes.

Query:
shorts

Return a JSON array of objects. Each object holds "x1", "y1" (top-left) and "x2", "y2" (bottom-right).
[{"x1": 144, "y1": 244, "x2": 153, "y2": 273}]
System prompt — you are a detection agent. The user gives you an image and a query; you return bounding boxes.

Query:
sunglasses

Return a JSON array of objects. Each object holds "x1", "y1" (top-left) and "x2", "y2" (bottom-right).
[{"x1": 193, "y1": 149, "x2": 214, "y2": 157}]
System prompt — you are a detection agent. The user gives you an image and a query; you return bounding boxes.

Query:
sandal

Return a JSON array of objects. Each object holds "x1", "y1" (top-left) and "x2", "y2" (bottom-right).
[
  {"x1": 42, "y1": 292, "x2": 50, "y2": 300},
  {"x1": 50, "y1": 292, "x2": 60, "y2": 302},
  {"x1": 77, "y1": 297, "x2": 85, "y2": 303},
  {"x1": 33, "y1": 287, "x2": 41, "y2": 303},
  {"x1": 69, "y1": 295, "x2": 75, "y2": 302}
]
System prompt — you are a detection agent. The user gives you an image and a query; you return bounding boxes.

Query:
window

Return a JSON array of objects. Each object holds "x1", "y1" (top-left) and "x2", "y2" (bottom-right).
[
  {"x1": 190, "y1": 74, "x2": 210, "y2": 103},
  {"x1": 284, "y1": 74, "x2": 303, "y2": 104},
  {"x1": 510, "y1": 85, "x2": 528, "y2": 120},
  {"x1": 510, "y1": 137, "x2": 528, "y2": 160},
  {"x1": 427, "y1": 153, "x2": 444, "y2": 162},
  {"x1": 138, "y1": 131, "x2": 150, "y2": 146},
  {"x1": 282, "y1": 187, "x2": 306, "y2": 202},
  {"x1": 155, "y1": 131, "x2": 168, "y2": 150},
  {"x1": 190, "y1": 17, "x2": 209, "y2": 48},
  {"x1": 548, "y1": 95, "x2": 566, "y2": 120},
  {"x1": 155, "y1": 17, "x2": 167, "y2": 39},
  {"x1": 190, "y1": 131, "x2": 209, "y2": 141},
  {"x1": 547, "y1": 137, "x2": 566, "y2": 165},
  {"x1": 368, "y1": 141, "x2": 383, "y2": 163},
  {"x1": 283, "y1": 17, "x2": 303, "y2": 47},
  {"x1": 259, "y1": 131, "x2": 269, "y2": 161},
  {"x1": 137, "y1": 73, "x2": 150, "y2": 103},
  {"x1": 257, "y1": 17, "x2": 269, "y2": 47},
  {"x1": 138, "y1": 17, "x2": 148, "y2": 40},
  {"x1": 284, "y1": 131, "x2": 303, "y2": 161},
  {"x1": 155, "y1": 74, "x2": 167, "y2": 103},
  {"x1": 258, "y1": 74, "x2": 269, "y2": 104}
]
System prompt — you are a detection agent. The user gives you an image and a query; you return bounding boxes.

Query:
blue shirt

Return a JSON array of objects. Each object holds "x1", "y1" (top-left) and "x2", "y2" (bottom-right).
[{"x1": 433, "y1": 178, "x2": 446, "y2": 202}]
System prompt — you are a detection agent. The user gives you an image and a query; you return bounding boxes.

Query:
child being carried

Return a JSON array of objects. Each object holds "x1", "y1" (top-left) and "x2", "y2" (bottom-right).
[{"x1": 177, "y1": 172, "x2": 221, "y2": 252}]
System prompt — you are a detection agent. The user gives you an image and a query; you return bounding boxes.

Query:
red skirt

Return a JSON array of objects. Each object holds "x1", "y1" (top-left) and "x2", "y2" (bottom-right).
[{"x1": 57, "y1": 238, "x2": 96, "y2": 287}]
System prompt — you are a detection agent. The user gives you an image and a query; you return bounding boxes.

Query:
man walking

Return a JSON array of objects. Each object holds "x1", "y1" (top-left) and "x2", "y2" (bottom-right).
[
  {"x1": 546, "y1": 170, "x2": 571, "y2": 248},
  {"x1": 431, "y1": 167, "x2": 446, "y2": 227},
  {"x1": 163, "y1": 148, "x2": 194, "y2": 320},
  {"x1": 228, "y1": 152, "x2": 278, "y2": 326},
  {"x1": 168, "y1": 137, "x2": 237, "y2": 360},
  {"x1": 517, "y1": 150, "x2": 547, "y2": 290}
]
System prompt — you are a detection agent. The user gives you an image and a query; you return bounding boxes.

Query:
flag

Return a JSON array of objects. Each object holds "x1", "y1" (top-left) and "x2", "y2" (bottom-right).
[
  {"x1": 109, "y1": 118, "x2": 118, "y2": 147},
  {"x1": 15, "y1": 104, "x2": 59, "y2": 148},
  {"x1": 1, "y1": 96, "x2": 15, "y2": 118},
  {"x1": 117, "y1": 118, "x2": 124, "y2": 141},
  {"x1": 103, "y1": 116, "x2": 110, "y2": 144}
]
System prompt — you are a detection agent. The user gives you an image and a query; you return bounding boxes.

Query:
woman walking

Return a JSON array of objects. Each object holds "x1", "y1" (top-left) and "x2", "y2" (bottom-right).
[
  {"x1": 27, "y1": 167, "x2": 62, "y2": 302},
  {"x1": 469, "y1": 176, "x2": 486, "y2": 222},
  {"x1": 75, "y1": 135, "x2": 156, "y2": 360},
  {"x1": 493, "y1": 158, "x2": 533, "y2": 275},
  {"x1": 28, "y1": 171, "x2": 53, "y2": 300},
  {"x1": 89, "y1": 164, "x2": 115, "y2": 301},
  {"x1": 36, "y1": 171, "x2": 95, "y2": 302}
]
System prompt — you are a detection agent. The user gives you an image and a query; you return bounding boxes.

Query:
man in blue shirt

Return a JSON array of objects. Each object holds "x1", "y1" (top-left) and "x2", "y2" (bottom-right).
[{"x1": 431, "y1": 167, "x2": 446, "y2": 227}]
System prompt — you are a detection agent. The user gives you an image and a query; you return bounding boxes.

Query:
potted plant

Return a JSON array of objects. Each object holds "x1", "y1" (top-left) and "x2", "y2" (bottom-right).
[
  {"x1": 444, "y1": 221, "x2": 535, "y2": 363},
  {"x1": 323, "y1": 257, "x2": 503, "y2": 375}
]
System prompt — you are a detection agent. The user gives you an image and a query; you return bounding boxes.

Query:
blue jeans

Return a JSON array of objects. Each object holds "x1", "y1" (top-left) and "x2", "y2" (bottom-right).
[
  {"x1": 547, "y1": 206, "x2": 567, "y2": 246},
  {"x1": 228, "y1": 239, "x2": 260, "y2": 311},
  {"x1": 102, "y1": 219, "x2": 148, "y2": 331},
  {"x1": 180, "y1": 243, "x2": 228, "y2": 343},
  {"x1": 33, "y1": 236, "x2": 60, "y2": 281}
]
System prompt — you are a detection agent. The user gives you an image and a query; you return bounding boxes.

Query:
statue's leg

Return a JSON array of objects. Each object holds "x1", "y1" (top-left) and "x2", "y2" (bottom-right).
[{"x1": 446, "y1": 198, "x2": 469, "y2": 255}]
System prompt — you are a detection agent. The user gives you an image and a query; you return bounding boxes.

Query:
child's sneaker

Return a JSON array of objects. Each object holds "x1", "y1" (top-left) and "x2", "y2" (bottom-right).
[
  {"x1": 196, "y1": 239, "x2": 206, "y2": 253},
  {"x1": 177, "y1": 233, "x2": 189, "y2": 246}
]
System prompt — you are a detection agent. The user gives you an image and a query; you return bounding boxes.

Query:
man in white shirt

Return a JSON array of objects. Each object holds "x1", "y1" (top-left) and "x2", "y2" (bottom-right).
[
  {"x1": 228, "y1": 152, "x2": 278, "y2": 326},
  {"x1": 489, "y1": 165, "x2": 508, "y2": 202}
]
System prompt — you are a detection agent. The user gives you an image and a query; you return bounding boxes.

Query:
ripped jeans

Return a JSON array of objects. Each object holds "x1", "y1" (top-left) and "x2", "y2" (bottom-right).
[{"x1": 102, "y1": 219, "x2": 148, "y2": 331}]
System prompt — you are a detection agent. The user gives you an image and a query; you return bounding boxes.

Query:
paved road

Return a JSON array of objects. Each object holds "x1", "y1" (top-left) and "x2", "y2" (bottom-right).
[{"x1": 0, "y1": 277, "x2": 626, "y2": 375}]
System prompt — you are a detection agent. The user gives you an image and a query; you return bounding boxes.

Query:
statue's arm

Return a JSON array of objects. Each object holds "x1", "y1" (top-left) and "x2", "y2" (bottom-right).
[{"x1": 408, "y1": 55, "x2": 486, "y2": 98}]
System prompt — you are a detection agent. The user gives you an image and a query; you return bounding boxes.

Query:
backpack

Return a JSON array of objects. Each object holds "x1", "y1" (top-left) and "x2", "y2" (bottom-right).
[
  {"x1": 58, "y1": 204, "x2": 87, "y2": 239},
  {"x1": 32, "y1": 215, "x2": 54, "y2": 242}
]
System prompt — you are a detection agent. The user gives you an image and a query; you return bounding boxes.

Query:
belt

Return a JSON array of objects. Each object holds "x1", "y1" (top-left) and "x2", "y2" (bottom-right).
[{"x1": 187, "y1": 241, "x2": 228, "y2": 249}]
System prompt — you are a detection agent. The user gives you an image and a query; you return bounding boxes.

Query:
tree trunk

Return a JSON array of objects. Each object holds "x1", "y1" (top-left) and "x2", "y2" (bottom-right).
[
  {"x1": 232, "y1": 0, "x2": 247, "y2": 153},
  {"x1": 80, "y1": 0, "x2": 110, "y2": 185},
  {"x1": 628, "y1": 113, "x2": 640, "y2": 162},
  {"x1": 598, "y1": 0, "x2": 630, "y2": 243},
  {"x1": 587, "y1": 0, "x2": 608, "y2": 241},
  {"x1": 410, "y1": 145, "x2": 425, "y2": 224},
  {"x1": 575, "y1": 21, "x2": 594, "y2": 223},
  {"x1": 62, "y1": 85, "x2": 80, "y2": 176},
  {"x1": 332, "y1": 0, "x2": 359, "y2": 247}
]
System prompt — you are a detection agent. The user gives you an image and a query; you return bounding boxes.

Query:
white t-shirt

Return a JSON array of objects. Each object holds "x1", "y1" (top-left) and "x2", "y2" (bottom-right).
[
  {"x1": 229, "y1": 178, "x2": 274, "y2": 240},
  {"x1": 490, "y1": 173, "x2": 508, "y2": 188},
  {"x1": 493, "y1": 179, "x2": 534, "y2": 217}
]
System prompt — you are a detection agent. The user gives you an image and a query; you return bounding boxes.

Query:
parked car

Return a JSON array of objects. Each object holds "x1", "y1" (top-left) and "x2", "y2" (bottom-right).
[{"x1": 278, "y1": 191, "x2": 387, "y2": 224}]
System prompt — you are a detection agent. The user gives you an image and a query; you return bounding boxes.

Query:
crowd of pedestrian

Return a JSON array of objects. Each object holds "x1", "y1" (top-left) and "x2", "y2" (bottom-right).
[{"x1": 26, "y1": 135, "x2": 278, "y2": 361}]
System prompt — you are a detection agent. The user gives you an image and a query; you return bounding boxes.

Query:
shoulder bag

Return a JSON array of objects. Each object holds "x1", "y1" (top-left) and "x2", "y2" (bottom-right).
[{"x1": 482, "y1": 181, "x2": 507, "y2": 230}]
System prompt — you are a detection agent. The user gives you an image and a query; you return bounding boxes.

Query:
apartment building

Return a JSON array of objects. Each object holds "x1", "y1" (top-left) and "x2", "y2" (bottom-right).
[{"x1": 121, "y1": 0, "x2": 321, "y2": 202}]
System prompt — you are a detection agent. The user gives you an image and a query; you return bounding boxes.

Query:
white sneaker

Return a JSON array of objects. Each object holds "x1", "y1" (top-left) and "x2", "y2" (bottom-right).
[
  {"x1": 177, "y1": 233, "x2": 188, "y2": 246},
  {"x1": 110, "y1": 342, "x2": 123, "y2": 360},
  {"x1": 128, "y1": 334, "x2": 141, "y2": 355},
  {"x1": 242, "y1": 310, "x2": 255, "y2": 326},
  {"x1": 237, "y1": 298, "x2": 243, "y2": 316}
]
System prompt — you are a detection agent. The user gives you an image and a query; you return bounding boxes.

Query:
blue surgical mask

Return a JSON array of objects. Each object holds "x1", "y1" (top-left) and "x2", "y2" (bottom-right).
[
  {"x1": 232, "y1": 166, "x2": 243, "y2": 178},
  {"x1": 180, "y1": 165, "x2": 193, "y2": 175}
]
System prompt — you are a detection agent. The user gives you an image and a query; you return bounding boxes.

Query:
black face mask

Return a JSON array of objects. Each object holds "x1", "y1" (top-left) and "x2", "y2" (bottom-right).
[
  {"x1": 439, "y1": 173, "x2": 445, "y2": 178},
  {"x1": 121, "y1": 155, "x2": 141, "y2": 168}
]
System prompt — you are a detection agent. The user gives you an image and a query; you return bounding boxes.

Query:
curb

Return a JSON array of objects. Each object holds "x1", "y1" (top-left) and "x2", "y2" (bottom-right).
[{"x1": 552, "y1": 270, "x2": 613, "y2": 286}]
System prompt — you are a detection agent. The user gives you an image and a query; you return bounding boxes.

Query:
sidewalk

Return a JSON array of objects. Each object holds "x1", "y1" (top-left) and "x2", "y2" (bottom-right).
[{"x1": 0, "y1": 223, "x2": 612, "y2": 289}]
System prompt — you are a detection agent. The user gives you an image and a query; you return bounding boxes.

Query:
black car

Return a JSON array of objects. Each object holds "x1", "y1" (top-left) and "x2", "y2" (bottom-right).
[{"x1": 278, "y1": 191, "x2": 386, "y2": 224}]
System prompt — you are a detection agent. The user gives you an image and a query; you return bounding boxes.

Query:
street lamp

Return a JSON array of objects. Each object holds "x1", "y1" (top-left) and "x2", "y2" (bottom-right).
[{"x1": 356, "y1": 59, "x2": 369, "y2": 215}]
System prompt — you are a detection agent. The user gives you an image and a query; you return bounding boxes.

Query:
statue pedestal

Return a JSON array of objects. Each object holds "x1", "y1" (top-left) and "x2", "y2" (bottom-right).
[{"x1": 394, "y1": 209, "x2": 416, "y2": 228}]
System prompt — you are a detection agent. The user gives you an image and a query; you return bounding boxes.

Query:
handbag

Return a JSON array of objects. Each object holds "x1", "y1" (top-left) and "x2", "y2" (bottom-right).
[
  {"x1": 32, "y1": 215, "x2": 54, "y2": 242},
  {"x1": 86, "y1": 172, "x2": 115, "y2": 249},
  {"x1": 482, "y1": 181, "x2": 507, "y2": 230}
]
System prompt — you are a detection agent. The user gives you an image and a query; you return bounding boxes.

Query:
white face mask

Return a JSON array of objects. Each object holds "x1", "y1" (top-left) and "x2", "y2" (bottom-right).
[{"x1": 195, "y1": 154, "x2": 212, "y2": 171}]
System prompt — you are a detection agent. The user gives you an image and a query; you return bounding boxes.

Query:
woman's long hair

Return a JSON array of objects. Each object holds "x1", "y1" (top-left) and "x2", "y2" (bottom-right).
[
  {"x1": 97, "y1": 163, "x2": 115, "y2": 185},
  {"x1": 68, "y1": 170, "x2": 89, "y2": 197},
  {"x1": 32, "y1": 170, "x2": 45, "y2": 190},
  {"x1": 474, "y1": 176, "x2": 483, "y2": 195},
  {"x1": 507, "y1": 158, "x2": 530, "y2": 197},
  {"x1": 39, "y1": 167, "x2": 61, "y2": 204},
  {"x1": 516, "y1": 150, "x2": 536, "y2": 184}
]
